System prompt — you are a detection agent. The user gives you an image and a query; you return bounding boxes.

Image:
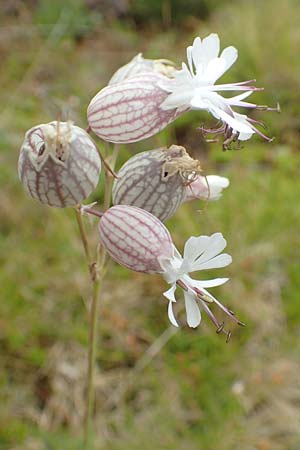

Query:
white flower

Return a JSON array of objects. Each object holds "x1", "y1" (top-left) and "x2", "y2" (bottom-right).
[
  {"x1": 160, "y1": 33, "x2": 274, "y2": 146},
  {"x1": 184, "y1": 175, "x2": 230, "y2": 202},
  {"x1": 159, "y1": 232, "x2": 244, "y2": 338}
]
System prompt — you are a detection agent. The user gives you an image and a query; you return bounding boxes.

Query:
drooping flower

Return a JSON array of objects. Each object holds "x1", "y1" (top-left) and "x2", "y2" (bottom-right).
[
  {"x1": 160, "y1": 33, "x2": 275, "y2": 147},
  {"x1": 112, "y1": 145, "x2": 202, "y2": 221},
  {"x1": 108, "y1": 53, "x2": 176, "y2": 85},
  {"x1": 18, "y1": 121, "x2": 101, "y2": 207},
  {"x1": 184, "y1": 175, "x2": 229, "y2": 202},
  {"x1": 98, "y1": 205, "x2": 244, "y2": 339}
]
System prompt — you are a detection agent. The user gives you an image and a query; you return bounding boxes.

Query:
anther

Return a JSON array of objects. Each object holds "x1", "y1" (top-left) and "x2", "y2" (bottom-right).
[
  {"x1": 216, "y1": 322, "x2": 225, "y2": 334},
  {"x1": 226, "y1": 330, "x2": 232, "y2": 343},
  {"x1": 196, "y1": 292, "x2": 214, "y2": 304}
]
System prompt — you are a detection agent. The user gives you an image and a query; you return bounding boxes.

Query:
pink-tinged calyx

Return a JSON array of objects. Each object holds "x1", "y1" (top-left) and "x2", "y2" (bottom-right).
[
  {"x1": 184, "y1": 175, "x2": 229, "y2": 202},
  {"x1": 112, "y1": 145, "x2": 202, "y2": 222},
  {"x1": 18, "y1": 121, "x2": 101, "y2": 207},
  {"x1": 87, "y1": 72, "x2": 186, "y2": 144},
  {"x1": 159, "y1": 33, "x2": 276, "y2": 148},
  {"x1": 98, "y1": 205, "x2": 174, "y2": 273},
  {"x1": 108, "y1": 53, "x2": 176, "y2": 85},
  {"x1": 98, "y1": 206, "x2": 243, "y2": 338}
]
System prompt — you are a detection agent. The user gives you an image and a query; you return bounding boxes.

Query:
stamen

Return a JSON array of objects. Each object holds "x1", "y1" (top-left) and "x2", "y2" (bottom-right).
[
  {"x1": 226, "y1": 330, "x2": 232, "y2": 343},
  {"x1": 206, "y1": 292, "x2": 245, "y2": 326},
  {"x1": 256, "y1": 102, "x2": 281, "y2": 113},
  {"x1": 216, "y1": 322, "x2": 225, "y2": 334},
  {"x1": 176, "y1": 279, "x2": 188, "y2": 291},
  {"x1": 201, "y1": 302, "x2": 231, "y2": 339},
  {"x1": 193, "y1": 287, "x2": 214, "y2": 304},
  {"x1": 198, "y1": 123, "x2": 226, "y2": 136},
  {"x1": 251, "y1": 123, "x2": 274, "y2": 142}
]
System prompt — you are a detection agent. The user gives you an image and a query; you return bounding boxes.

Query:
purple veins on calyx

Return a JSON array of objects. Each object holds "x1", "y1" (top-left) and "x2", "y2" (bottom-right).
[
  {"x1": 98, "y1": 205, "x2": 244, "y2": 340},
  {"x1": 98, "y1": 205, "x2": 173, "y2": 273},
  {"x1": 18, "y1": 121, "x2": 101, "y2": 207},
  {"x1": 112, "y1": 145, "x2": 202, "y2": 222},
  {"x1": 87, "y1": 72, "x2": 186, "y2": 144}
]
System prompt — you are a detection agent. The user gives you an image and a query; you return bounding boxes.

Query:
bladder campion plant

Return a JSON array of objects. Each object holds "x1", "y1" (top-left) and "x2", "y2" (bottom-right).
[{"x1": 18, "y1": 33, "x2": 275, "y2": 449}]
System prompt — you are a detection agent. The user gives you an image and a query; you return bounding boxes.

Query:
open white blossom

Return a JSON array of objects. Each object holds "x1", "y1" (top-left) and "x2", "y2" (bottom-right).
[
  {"x1": 184, "y1": 175, "x2": 230, "y2": 202},
  {"x1": 159, "y1": 232, "x2": 244, "y2": 338},
  {"x1": 160, "y1": 33, "x2": 275, "y2": 147}
]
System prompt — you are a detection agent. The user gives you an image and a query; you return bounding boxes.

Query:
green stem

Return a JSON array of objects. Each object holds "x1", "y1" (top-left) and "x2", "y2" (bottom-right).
[
  {"x1": 75, "y1": 207, "x2": 93, "y2": 275},
  {"x1": 104, "y1": 144, "x2": 119, "y2": 211},
  {"x1": 74, "y1": 207, "x2": 100, "y2": 449},
  {"x1": 78, "y1": 143, "x2": 120, "y2": 449},
  {"x1": 84, "y1": 273, "x2": 101, "y2": 450}
]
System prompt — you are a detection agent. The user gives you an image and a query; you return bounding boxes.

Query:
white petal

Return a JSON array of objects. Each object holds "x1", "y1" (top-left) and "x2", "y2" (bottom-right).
[
  {"x1": 163, "y1": 284, "x2": 177, "y2": 302},
  {"x1": 186, "y1": 45, "x2": 194, "y2": 75},
  {"x1": 191, "y1": 91, "x2": 234, "y2": 118},
  {"x1": 192, "y1": 253, "x2": 232, "y2": 271},
  {"x1": 184, "y1": 177, "x2": 207, "y2": 202},
  {"x1": 193, "y1": 277, "x2": 229, "y2": 288},
  {"x1": 239, "y1": 131, "x2": 254, "y2": 141},
  {"x1": 168, "y1": 300, "x2": 179, "y2": 327},
  {"x1": 227, "y1": 91, "x2": 253, "y2": 103},
  {"x1": 220, "y1": 46, "x2": 238, "y2": 71},
  {"x1": 206, "y1": 175, "x2": 230, "y2": 188},
  {"x1": 183, "y1": 235, "x2": 210, "y2": 262},
  {"x1": 201, "y1": 33, "x2": 220, "y2": 61},
  {"x1": 161, "y1": 89, "x2": 194, "y2": 110},
  {"x1": 200, "y1": 57, "x2": 227, "y2": 84},
  {"x1": 206, "y1": 175, "x2": 230, "y2": 200},
  {"x1": 184, "y1": 291, "x2": 201, "y2": 328},
  {"x1": 184, "y1": 175, "x2": 229, "y2": 202},
  {"x1": 191, "y1": 37, "x2": 203, "y2": 69},
  {"x1": 210, "y1": 105, "x2": 255, "y2": 134},
  {"x1": 198, "y1": 232, "x2": 226, "y2": 260}
]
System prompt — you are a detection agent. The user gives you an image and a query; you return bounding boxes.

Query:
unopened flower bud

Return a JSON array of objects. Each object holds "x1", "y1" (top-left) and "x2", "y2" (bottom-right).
[
  {"x1": 108, "y1": 53, "x2": 176, "y2": 85},
  {"x1": 18, "y1": 121, "x2": 101, "y2": 207},
  {"x1": 184, "y1": 175, "x2": 230, "y2": 202},
  {"x1": 112, "y1": 145, "x2": 202, "y2": 221},
  {"x1": 98, "y1": 205, "x2": 173, "y2": 273},
  {"x1": 87, "y1": 72, "x2": 185, "y2": 144}
]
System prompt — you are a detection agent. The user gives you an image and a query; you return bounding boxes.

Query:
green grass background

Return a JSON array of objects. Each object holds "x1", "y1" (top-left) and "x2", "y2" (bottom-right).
[{"x1": 1, "y1": 0, "x2": 300, "y2": 449}]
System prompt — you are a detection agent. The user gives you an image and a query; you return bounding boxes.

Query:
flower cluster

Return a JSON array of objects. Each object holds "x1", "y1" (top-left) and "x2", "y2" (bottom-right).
[{"x1": 18, "y1": 33, "x2": 273, "y2": 339}]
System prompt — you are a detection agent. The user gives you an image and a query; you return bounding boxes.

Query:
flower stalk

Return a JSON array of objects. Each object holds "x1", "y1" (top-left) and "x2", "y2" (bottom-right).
[{"x1": 76, "y1": 143, "x2": 120, "y2": 450}]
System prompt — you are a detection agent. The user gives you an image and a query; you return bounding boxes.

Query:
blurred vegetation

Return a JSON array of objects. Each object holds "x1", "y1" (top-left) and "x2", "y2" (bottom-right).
[{"x1": 1, "y1": 0, "x2": 300, "y2": 449}]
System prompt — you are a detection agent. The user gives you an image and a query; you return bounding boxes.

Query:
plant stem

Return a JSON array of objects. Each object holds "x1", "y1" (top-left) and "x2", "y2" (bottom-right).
[
  {"x1": 84, "y1": 273, "x2": 101, "y2": 450},
  {"x1": 104, "y1": 144, "x2": 119, "y2": 210},
  {"x1": 76, "y1": 143, "x2": 120, "y2": 450},
  {"x1": 74, "y1": 207, "x2": 100, "y2": 449},
  {"x1": 75, "y1": 207, "x2": 92, "y2": 274}
]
